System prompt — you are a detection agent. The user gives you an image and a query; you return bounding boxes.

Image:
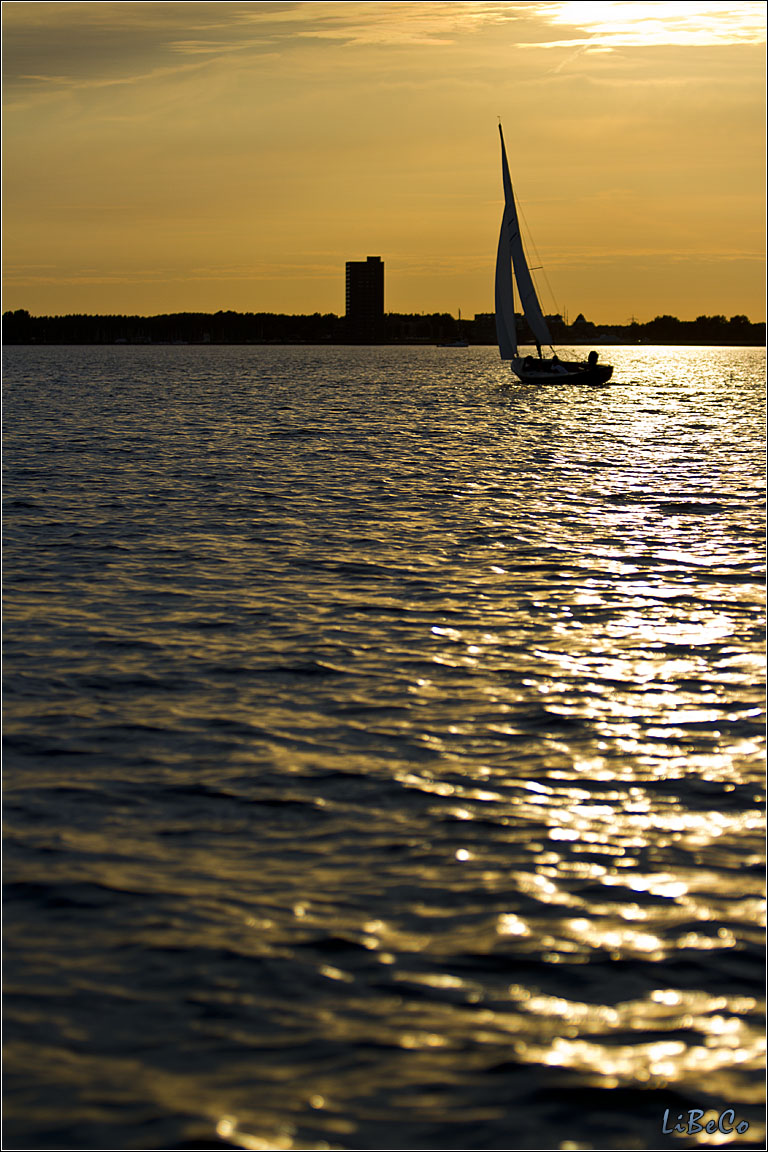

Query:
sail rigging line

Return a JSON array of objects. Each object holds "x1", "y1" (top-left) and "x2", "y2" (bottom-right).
[{"x1": 515, "y1": 195, "x2": 562, "y2": 339}]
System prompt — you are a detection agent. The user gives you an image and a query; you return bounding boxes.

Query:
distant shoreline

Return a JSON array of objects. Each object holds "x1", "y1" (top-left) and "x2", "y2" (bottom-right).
[{"x1": 2, "y1": 309, "x2": 765, "y2": 347}]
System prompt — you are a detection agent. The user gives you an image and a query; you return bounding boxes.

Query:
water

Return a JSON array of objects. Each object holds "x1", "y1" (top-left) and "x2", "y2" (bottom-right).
[{"x1": 3, "y1": 344, "x2": 765, "y2": 1151}]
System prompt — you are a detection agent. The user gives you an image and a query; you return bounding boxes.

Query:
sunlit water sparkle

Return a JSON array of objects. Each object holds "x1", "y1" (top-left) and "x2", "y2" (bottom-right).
[{"x1": 3, "y1": 345, "x2": 765, "y2": 1150}]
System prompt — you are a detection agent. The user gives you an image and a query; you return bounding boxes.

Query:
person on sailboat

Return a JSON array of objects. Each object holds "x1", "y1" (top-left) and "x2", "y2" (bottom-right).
[{"x1": 587, "y1": 350, "x2": 598, "y2": 368}]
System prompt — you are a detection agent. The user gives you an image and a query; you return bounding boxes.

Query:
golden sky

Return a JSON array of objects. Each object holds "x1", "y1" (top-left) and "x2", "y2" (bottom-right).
[{"x1": 3, "y1": 1, "x2": 766, "y2": 322}]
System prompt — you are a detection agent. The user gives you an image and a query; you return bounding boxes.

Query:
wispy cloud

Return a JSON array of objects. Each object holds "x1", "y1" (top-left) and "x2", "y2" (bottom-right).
[
  {"x1": 2, "y1": 2, "x2": 280, "y2": 94},
  {"x1": 530, "y1": 1, "x2": 766, "y2": 50},
  {"x1": 5, "y1": 1, "x2": 762, "y2": 100}
]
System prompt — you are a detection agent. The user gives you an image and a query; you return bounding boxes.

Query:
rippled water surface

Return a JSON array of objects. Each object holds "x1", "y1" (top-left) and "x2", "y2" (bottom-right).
[{"x1": 3, "y1": 345, "x2": 765, "y2": 1150}]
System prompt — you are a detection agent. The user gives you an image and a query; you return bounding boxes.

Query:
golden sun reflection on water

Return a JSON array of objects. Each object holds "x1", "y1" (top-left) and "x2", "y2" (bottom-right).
[
  {"x1": 501, "y1": 983, "x2": 765, "y2": 1117},
  {"x1": 3, "y1": 347, "x2": 763, "y2": 1148},
  {"x1": 381, "y1": 631, "x2": 764, "y2": 1142},
  {"x1": 217, "y1": 1113, "x2": 342, "y2": 1151}
]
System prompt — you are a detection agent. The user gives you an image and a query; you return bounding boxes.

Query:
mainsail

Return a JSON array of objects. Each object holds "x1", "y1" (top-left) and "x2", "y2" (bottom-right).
[
  {"x1": 495, "y1": 207, "x2": 517, "y2": 359},
  {"x1": 495, "y1": 125, "x2": 552, "y2": 357}
]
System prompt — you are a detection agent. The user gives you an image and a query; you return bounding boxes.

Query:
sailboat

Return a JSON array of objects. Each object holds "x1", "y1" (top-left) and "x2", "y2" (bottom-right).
[{"x1": 495, "y1": 124, "x2": 613, "y2": 385}]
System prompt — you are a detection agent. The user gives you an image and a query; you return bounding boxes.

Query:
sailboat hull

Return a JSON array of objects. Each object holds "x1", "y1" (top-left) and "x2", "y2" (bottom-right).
[{"x1": 510, "y1": 357, "x2": 613, "y2": 386}]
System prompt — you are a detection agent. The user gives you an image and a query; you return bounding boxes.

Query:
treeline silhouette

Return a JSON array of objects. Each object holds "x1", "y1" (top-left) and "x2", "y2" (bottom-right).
[{"x1": 2, "y1": 308, "x2": 764, "y2": 346}]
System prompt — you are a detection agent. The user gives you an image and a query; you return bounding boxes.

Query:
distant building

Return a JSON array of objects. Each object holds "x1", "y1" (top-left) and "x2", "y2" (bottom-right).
[{"x1": 345, "y1": 256, "x2": 384, "y2": 341}]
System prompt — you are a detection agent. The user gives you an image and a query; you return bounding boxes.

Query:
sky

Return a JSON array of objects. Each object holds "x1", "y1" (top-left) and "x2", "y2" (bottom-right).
[{"x1": 2, "y1": 1, "x2": 766, "y2": 322}]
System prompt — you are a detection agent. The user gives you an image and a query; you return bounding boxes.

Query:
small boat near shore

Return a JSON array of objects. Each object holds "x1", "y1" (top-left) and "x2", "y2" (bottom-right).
[
  {"x1": 438, "y1": 309, "x2": 469, "y2": 347},
  {"x1": 495, "y1": 124, "x2": 613, "y2": 385}
]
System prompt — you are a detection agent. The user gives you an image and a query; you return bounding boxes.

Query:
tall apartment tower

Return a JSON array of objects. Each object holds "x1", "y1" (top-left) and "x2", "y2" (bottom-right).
[{"x1": 345, "y1": 256, "x2": 384, "y2": 341}]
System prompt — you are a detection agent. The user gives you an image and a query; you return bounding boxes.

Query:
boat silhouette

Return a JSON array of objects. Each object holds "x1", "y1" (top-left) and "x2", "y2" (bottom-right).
[{"x1": 495, "y1": 124, "x2": 613, "y2": 385}]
